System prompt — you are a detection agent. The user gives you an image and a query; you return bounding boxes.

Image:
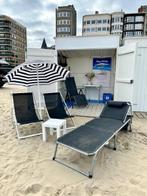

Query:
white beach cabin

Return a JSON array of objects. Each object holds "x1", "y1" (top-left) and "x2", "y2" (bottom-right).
[{"x1": 55, "y1": 35, "x2": 147, "y2": 112}]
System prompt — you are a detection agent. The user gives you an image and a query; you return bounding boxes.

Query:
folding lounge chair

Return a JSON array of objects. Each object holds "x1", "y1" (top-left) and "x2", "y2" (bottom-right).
[
  {"x1": 53, "y1": 101, "x2": 132, "y2": 178},
  {"x1": 65, "y1": 77, "x2": 88, "y2": 107},
  {"x1": 43, "y1": 92, "x2": 76, "y2": 129},
  {"x1": 12, "y1": 93, "x2": 43, "y2": 139}
]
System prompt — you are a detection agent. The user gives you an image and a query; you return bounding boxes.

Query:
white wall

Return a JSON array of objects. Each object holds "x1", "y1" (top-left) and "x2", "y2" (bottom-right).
[
  {"x1": 67, "y1": 54, "x2": 116, "y2": 101},
  {"x1": 26, "y1": 48, "x2": 57, "y2": 63},
  {"x1": 56, "y1": 35, "x2": 120, "y2": 50}
]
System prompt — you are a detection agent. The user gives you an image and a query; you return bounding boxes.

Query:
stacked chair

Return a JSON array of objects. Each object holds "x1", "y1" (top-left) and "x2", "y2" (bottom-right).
[{"x1": 65, "y1": 77, "x2": 88, "y2": 107}]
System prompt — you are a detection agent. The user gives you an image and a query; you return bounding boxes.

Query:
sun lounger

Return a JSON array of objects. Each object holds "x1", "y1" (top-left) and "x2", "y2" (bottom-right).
[{"x1": 53, "y1": 101, "x2": 132, "y2": 178}]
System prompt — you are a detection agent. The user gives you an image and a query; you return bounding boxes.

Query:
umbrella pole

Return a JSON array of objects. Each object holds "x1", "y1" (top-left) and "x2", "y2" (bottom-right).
[{"x1": 37, "y1": 65, "x2": 42, "y2": 119}]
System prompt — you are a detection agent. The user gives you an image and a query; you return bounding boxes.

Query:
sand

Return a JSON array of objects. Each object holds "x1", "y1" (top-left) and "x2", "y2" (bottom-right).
[{"x1": 0, "y1": 85, "x2": 147, "y2": 196}]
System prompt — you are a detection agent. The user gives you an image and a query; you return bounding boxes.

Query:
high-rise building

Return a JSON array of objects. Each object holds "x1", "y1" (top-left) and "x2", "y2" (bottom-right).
[
  {"x1": 82, "y1": 11, "x2": 111, "y2": 36},
  {"x1": 123, "y1": 13, "x2": 145, "y2": 38},
  {"x1": 56, "y1": 5, "x2": 76, "y2": 37},
  {"x1": 138, "y1": 5, "x2": 147, "y2": 35},
  {"x1": 0, "y1": 15, "x2": 27, "y2": 67}
]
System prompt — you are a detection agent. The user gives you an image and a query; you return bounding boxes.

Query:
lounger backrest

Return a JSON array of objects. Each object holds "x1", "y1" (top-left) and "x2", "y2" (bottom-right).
[
  {"x1": 65, "y1": 77, "x2": 78, "y2": 96},
  {"x1": 100, "y1": 101, "x2": 130, "y2": 122},
  {"x1": 13, "y1": 93, "x2": 39, "y2": 124},
  {"x1": 44, "y1": 92, "x2": 68, "y2": 119}
]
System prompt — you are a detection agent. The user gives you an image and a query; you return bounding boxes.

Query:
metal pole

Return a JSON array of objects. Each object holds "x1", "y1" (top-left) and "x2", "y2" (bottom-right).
[{"x1": 36, "y1": 63, "x2": 42, "y2": 119}]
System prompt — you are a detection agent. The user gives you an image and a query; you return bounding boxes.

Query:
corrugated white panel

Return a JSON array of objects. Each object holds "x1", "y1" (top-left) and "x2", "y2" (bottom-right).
[{"x1": 133, "y1": 46, "x2": 147, "y2": 111}]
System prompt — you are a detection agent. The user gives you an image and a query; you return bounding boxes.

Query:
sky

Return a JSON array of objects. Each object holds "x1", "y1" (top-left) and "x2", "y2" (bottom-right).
[{"x1": 0, "y1": 0, "x2": 146, "y2": 48}]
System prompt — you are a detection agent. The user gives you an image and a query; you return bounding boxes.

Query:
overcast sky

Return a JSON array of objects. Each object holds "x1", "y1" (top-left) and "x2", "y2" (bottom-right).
[{"x1": 0, "y1": 0, "x2": 146, "y2": 48}]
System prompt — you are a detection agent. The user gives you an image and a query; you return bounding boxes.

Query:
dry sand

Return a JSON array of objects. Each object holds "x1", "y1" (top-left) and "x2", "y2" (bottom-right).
[{"x1": 0, "y1": 85, "x2": 147, "y2": 196}]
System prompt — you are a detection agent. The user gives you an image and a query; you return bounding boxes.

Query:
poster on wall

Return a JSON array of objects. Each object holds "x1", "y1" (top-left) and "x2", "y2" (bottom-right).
[{"x1": 93, "y1": 57, "x2": 112, "y2": 71}]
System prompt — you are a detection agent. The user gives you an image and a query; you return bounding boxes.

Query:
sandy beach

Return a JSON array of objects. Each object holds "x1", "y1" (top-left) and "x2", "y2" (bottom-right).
[{"x1": 0, "y1": 85, "x2": 147, "y2": 196}]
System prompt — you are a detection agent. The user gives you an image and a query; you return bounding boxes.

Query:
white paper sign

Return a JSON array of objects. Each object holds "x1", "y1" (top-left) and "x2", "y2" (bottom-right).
[{"x1": 96, "y1": 71, "x2": 110, "y2": 87}]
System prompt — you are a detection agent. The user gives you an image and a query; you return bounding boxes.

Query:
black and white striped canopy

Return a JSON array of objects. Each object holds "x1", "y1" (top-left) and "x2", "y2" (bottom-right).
[{"x1": 5, "y1": 62, "x2": 70, "y2": 86}]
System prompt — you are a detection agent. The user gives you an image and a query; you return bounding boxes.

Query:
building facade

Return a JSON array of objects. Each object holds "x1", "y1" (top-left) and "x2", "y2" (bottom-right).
[
  {"x1": 138, "y1": 5, "x2": 147, "y2": 35},
  {"x1": 56, "y1": 5, "x2": 76, "y2": 37},
  {"x1": 123, "y1": 13, "x2": 145, "y2": 38},
  {"x1": 0, "y1": 15, "x2": 27, "y2": 67},
  {"x1": 82, "y1": 11, "x2": 111, "y2": 36},
  {"x1": 111, "y1": 12, "x2": 124, "y2": 36}
]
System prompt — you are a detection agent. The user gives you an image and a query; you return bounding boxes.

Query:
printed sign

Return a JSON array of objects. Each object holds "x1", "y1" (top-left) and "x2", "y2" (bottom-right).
[
  {"x1": 96, "y1": 71, "x2": 110, "y2": 87},
  {"x1": 93, "y1": 57, "x2": 112, "y2": 71}
]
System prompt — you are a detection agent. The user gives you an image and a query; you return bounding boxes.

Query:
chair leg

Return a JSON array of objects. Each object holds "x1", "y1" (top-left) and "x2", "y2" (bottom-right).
[
  {"x1": 16, "y1": 124, "x2": 21, "y2": 139},
  {"x1": 113, "y1": 135, "x2": 117, "y2": 150},
  {"x1": 89, "y1": 153, "x2": 98, "y2": 178},
  {"x1": 53, "y1": 143, "x2": 59, "y2": 160}
]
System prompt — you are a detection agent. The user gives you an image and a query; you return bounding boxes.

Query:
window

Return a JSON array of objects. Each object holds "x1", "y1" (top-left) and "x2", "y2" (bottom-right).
[
  {"x1": 91, "y1": 27, "x2": 97, "y2": 32},
  {"x1": 134, "y1": 31, "x2": 142, "y2": 36},
  {"x1": 57, "y1": 12, "x2": 70, "y2": 18},
  {"x1": 91, "y1": 20, "x2": 95, "y2": 24},
  {"x1": 83, "y1": 28, "x2": 86, "y2": 32},
  {"x1": 57, "y1": 20, "x2": 70, "y2": 25},
  {"x1": 102, "y1": 27, "x2": 106, "y2": 31},
  {"x1": 135, "y1": 16, "x2": 144, "y2": 22},
  {"x1": 86, "y1": 28, "x2": 90, "y2": 32},
  {"x1": 103, "y1": 19, "x2": 107, "y2": 23},
  {"x1": 135, "y1": 23, "x2": 143, "y2": 30},
  {"x1": 125, "y1": 31, "x2": 133, "y2": 36},
  {"x1": 83, "y1": 21, "x2": 86, "y2": 25},
  {"x1": 98, "y1": 27, "x2": 101, "y2": 31},
  {"x1": 58, "y1": 27, "x2": 70, "y2": 32},
  {"x1": 87, "y1": 20, "x2": 90, "y2": 24},
  {"x1": 126, "y1": 16, "x2": 134, "y2": 22},
  {"x1": 125, "y1": 24, "x2": 134, "y2": 30},
  {"x1": 97, "y1": 20, "x2": 102, "y2": 23}
]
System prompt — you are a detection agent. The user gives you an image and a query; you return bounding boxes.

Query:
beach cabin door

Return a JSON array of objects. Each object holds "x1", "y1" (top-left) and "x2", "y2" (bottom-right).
[
  {"x1": 115, "y1": 42, "x2": 147, "y2": 112},
  {"x1": 114, "y1": 43, "x2": 136, "y2": 109}
]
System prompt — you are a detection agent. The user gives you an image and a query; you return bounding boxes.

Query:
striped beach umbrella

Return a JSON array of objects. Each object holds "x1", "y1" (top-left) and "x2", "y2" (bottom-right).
[
  {"x1": 5, "y1": 62, "x2": 70, "y2": 86},
  {"x1": 5, "y1": 61, "x2": 70, "y2": 117}
]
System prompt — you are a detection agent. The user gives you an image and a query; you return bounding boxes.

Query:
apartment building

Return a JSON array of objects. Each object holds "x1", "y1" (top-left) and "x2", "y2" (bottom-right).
[
  {"x1": 123, "y1": 13, "x2": 145, "y2": 38},
  {"x1": 82, "y1": 11, "x2": 111, "y2": 36},
  {"x1": 138, "y1": 5, "x2": 147, "y2": 35},
  {"x1": 56, "y1": 5, "x2": 76, "y2": 37},
  {"x1": 0, "y1": 15, "x2": 27, "y2": 67}
]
